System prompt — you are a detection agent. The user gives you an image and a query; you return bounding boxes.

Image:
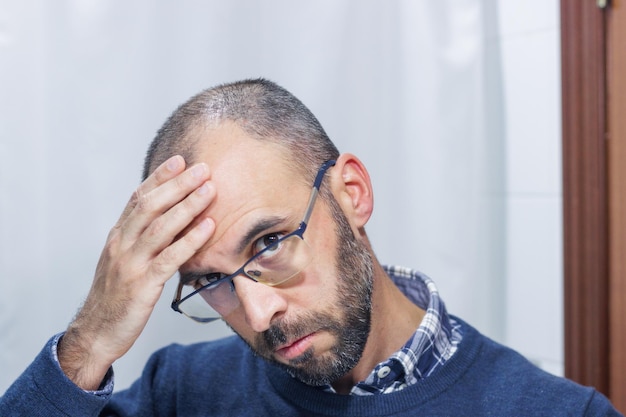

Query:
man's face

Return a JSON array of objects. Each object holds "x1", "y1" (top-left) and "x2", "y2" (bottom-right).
[
  {"x1": 181, "y1": 122, "x2": 374, "y2": 386},
  {"x1": 246, "y1": 195, "x2": 374, "y2": 386}
]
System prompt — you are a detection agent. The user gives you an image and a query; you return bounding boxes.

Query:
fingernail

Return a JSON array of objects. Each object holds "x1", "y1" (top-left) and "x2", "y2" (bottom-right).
[
  {"x1": 167, "y1": 156, "x2": 182, "y2": 171},
  {"x1": 191, "y1": 164, "x2": 206, "y2": 178},
  {"x1": 198, "y1": 218, "x2": 212, "y2": 231},
  {"x1": 197, "y1": 182, "x2": 210, "y2": 195}
]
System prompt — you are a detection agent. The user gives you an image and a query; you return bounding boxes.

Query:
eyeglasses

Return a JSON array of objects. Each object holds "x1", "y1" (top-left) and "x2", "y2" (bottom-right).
[{"x1": 171, "y1": 160, "x2": 336, "y2": 323}]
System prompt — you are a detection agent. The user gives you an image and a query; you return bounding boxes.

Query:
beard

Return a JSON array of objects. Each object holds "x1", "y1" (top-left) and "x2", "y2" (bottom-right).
[{"x1": 246, "y1": 194, "x2": 374, "y2": 386}]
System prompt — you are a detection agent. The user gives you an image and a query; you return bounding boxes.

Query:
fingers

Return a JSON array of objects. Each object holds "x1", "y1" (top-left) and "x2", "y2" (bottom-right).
[
  {"x1": 143, "y1": 155, "x2": 187, "y2": 193},
  {"x1": 112, "y1": 154, "x2": 217, "y2": 287},
  {"x1": 150, "y1": 216, "x2": 216, "y2": 282},
  {"x1": 118, "y1": 155, "x2": 187, "y2": 223},
  {"x1": 137, "y1": 177, "x2": 216, "y2": 258},
  {"x1": 122, "y1": 158, "x2": 211, "y2": 244}
]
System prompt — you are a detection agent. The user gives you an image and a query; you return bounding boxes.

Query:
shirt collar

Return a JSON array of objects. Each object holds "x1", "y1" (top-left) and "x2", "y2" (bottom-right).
[{"x1": 323, "y1": 265, "x2": 463, "y2": 395}]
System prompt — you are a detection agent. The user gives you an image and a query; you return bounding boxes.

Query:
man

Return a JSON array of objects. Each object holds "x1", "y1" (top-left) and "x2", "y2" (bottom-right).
[{"x1": 0, "y1": 79, "x2": 621, "y2": 416}]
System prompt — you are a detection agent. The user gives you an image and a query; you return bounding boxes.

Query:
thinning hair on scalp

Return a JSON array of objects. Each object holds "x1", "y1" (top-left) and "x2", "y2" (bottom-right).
[{"x1": 142, "y1": 79, "x2": 340, "y2": 187}]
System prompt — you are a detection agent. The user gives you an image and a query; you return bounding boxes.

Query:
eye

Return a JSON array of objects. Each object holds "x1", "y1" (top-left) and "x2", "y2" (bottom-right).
[
  {"x1": 193, "y1": 273, "x2": 226, "y2": 289},
  {"x1": 253, "y1": 232, "x2": 284, "y2": 256}
]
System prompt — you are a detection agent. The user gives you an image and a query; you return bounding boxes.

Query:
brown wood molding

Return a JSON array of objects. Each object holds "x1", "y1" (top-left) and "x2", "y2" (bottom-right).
[
  {"x1": 607, "y1": 1, "x2": 626, "y2": 408},
  {"x1": 560, "y1": 0, "x2": 610, "y2": 395}
]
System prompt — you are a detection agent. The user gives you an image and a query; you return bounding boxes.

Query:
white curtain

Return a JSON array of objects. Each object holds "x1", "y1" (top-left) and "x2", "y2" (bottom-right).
[{"x1": 1, "y1": 0, "x2": 540, "y2": 392}]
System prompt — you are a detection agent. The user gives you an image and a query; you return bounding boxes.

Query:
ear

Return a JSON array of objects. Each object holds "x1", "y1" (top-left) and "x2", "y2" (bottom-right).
[{"x1": 330, "y1": 153, "x2": 374, "y2": 229}]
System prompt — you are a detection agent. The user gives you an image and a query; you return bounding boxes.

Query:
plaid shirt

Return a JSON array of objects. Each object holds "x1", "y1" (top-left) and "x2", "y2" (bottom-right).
[{"x1": 321, "y1": 265, "x2": 463, "y2": 395}]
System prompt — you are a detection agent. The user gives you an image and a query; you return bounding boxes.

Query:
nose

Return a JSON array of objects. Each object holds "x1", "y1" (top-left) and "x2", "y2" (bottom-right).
[{"x1": 232, "y1": 275, "x2": 288, "y2": 332}]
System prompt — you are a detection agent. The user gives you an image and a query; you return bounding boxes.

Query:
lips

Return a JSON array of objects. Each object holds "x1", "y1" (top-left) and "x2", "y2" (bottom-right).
[{"x1": 275, "y1": 333, "x2": 316, "y2": 361}]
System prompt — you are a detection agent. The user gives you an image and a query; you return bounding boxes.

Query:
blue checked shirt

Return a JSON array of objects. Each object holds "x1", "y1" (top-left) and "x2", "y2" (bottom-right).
[{"x1": 321, "y1": 265, "x2": 464, "y2": 395}]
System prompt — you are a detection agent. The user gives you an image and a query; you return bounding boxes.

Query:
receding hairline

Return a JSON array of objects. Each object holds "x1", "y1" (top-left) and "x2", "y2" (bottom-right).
[
  {"x1": 142, "y1": 78, "x2": 340, "y2": 183},
  {"x1": 150, "y1": 119, "x2": 310, "y2": 187}
]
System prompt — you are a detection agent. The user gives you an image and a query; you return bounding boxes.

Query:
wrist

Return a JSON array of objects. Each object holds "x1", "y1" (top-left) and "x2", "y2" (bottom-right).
[{"x1": 58, "y1": 325, "x2": 114, "y2": 391}]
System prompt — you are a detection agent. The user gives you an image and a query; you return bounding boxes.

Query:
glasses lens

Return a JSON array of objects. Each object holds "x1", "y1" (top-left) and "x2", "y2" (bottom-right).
[
  {"x1": 176, "y1": 234, "x2": 313, "y2": 322},
  {"x1": 244, "y1": 234, "x2": 312, "y2": 285},
  {"x1": 177, "y1": 280, "x2": 239, "y2": 322}
]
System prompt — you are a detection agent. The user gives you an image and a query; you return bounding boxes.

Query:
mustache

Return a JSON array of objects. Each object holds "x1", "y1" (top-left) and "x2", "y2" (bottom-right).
[{"x1": 262, "y1": 324, "x2": 289, "y2": 351}]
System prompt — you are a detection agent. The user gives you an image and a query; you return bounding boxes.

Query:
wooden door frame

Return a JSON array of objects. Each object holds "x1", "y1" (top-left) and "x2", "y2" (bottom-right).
[
  {"x1": 561, "y1": 0, "x2": 609, "y2": 393},
  {"x1": 561, "y1": 0, "x2": 625, "y2": 409},
  {"x1": 606, "y1": 0, "x2": 626, "y2": 407}
]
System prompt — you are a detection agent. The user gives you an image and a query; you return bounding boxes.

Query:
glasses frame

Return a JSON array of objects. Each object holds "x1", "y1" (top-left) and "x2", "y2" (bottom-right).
[{"x1": 171, "y1": 159, "x2": 337, "y2": 322}]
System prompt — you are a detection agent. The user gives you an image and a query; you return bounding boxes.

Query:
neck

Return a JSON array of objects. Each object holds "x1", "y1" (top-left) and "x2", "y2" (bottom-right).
[{"x1": 331, "y1": 263, "x2": 425, "y2": 394}]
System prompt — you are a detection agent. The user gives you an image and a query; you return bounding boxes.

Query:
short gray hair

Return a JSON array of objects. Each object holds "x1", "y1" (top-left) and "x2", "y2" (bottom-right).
[{"x1": 142, "y1": 79, "x2": 339, "y2": 184}]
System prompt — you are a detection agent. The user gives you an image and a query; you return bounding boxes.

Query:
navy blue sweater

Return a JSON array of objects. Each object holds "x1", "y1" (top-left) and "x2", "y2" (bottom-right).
[{"x1": 0, "y1": 319, "x2": 621, "y2": 416}]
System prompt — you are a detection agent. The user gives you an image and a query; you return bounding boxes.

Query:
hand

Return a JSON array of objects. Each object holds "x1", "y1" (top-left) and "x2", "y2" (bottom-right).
[{"x1": 58, "y1": 155, "x2": 215, "y2": 390}]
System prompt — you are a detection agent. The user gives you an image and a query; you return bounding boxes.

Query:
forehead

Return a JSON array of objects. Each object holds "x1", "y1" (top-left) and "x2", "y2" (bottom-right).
[
  {"x1": 183, "y1": 122, "x2": 308, "y2": 268},
  {"x1": 192, "y1": 120, "x2": 302, "y2": 198}
]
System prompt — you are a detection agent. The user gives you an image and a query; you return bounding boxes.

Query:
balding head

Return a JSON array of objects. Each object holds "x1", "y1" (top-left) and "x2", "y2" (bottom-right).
[{"x1": 143, "y1": 79, "x2": 339, "y2": 185}]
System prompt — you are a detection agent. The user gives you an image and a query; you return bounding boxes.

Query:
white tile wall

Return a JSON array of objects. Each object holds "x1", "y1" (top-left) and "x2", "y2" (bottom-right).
[
  {"x1": 496, "y1": 0, "x2": 563, "y2": 375},
  {"x1": 502, "y1": 31, "x2": 562, "y2": 195},
  {"x1": 497, "y1": 0, "x2": 559, "y2": 37},
  {"x1": 505, "y1": 197, "x2": 563, "y2": 366}
]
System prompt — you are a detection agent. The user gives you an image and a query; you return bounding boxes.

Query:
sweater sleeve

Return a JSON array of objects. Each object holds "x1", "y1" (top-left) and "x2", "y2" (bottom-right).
[
  {"x1": 0, "y1": 334, "x2": 113, "y2": 417},
  {"x1": 585, "y1": 390, "x2": 624, "y2": 417}
]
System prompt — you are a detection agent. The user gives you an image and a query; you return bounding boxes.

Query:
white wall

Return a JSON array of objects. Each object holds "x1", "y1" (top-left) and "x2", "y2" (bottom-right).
[
  {"x1": 496, "y1": 0, "x2": 563, "y2": 375},
  {"x1": 0, "y1": 0, "x2": 563, "y2": 392}
]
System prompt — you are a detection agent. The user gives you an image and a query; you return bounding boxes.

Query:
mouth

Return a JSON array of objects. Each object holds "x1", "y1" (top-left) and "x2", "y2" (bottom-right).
[{"x1": 274, "y1": 332, "x2": 316, "y2": 361}]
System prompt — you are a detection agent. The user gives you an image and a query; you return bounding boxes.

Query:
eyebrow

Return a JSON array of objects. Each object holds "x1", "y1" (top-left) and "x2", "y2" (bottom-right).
[{"x1": 236, "y1": 216, "x2": 286, "y2": 255}]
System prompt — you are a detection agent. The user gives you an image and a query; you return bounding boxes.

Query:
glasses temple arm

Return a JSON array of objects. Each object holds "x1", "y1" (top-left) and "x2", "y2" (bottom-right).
[{"x1": 301, "y1": 160, "x2": 336, "y2": 227}]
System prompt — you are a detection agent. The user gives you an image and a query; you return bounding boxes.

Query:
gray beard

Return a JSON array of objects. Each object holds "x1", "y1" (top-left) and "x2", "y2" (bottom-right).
[{"x1": 243, "y1": 196, "x2": 374, "y2": 386}]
